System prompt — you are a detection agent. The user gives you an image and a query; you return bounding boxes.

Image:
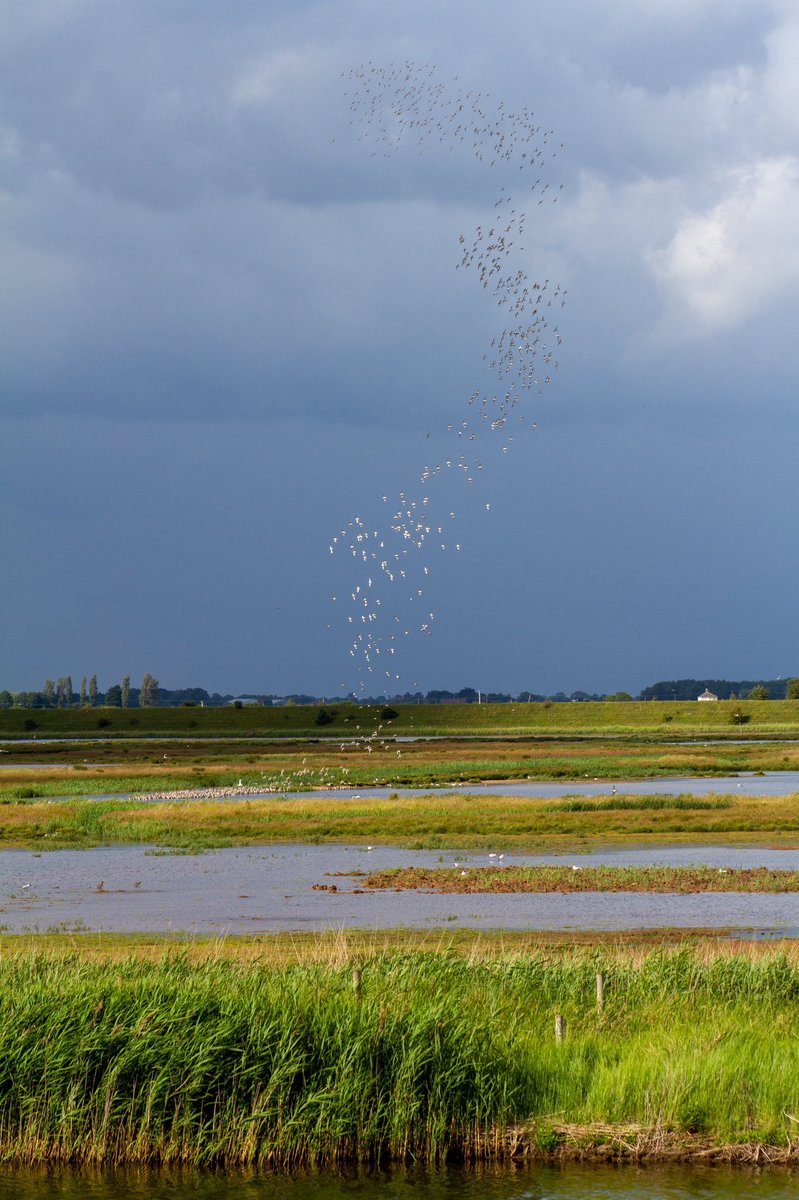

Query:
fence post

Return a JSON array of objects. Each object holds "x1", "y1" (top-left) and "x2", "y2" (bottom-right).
[
  {"x1": 555, "y1": 1013, "x2": 566, "y2": 1044},
  {"x1": 596, "y1": 972, "x2": 606, "y2": 1013},
  {"x1": 352, "y1": 966, "x2": 362, "y2": 998}
]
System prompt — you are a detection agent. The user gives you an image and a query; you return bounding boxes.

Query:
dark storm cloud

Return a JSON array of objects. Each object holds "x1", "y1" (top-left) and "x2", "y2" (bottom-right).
[
  {"x1": 3, "y1": 0, "x2": 799, "y2": 695},
  {"x1": 1, "y1": 4, "x2": 529, "y2": 426},
  {"x1": 3, "y1": 0, "x2": 796, "y2": 428}
]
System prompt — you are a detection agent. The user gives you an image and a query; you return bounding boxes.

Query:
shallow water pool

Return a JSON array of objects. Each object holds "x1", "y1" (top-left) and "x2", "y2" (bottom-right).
[{"x1": 2, "y1": 843, "x2": 799, "y2": 936}]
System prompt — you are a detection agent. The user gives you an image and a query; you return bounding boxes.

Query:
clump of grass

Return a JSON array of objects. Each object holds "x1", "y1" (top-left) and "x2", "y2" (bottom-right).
[{"x1": 544, "y1": 796, "x2": 732, "y2": 812}]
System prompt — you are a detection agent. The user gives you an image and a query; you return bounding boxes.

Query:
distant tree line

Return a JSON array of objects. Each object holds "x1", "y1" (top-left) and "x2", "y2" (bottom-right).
[
  {"x1": 2, "y1": 676, "x2": 798, "y2": 710},
  {"x1": 0, "y1": 672, "x2": 160, "y2": 709},
  {"x1": 362, "y1": 688, "x2": 611, "y2": 704},
  {"x1": 640, "y1": 678, "x2": 799, "y2": 701}
]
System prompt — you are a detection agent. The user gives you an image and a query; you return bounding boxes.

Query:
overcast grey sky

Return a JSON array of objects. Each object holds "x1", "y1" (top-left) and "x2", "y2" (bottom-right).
[{"x1": 2, "y1": 0, "x2": 798, "y2": 698}]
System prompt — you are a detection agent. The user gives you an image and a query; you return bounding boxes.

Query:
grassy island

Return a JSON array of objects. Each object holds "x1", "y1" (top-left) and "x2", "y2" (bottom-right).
[
  {"x1": 2, "y1": 789, "x2": 799, "y2": 851},
  {"x1": 356, "y1": 865, "x2": 799, "y2": 893}
]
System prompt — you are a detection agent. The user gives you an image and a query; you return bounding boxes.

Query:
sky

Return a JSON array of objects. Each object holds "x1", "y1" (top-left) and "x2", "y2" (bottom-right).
[{"x1": 2, "y1": 0, "x2": 798, "y2": 699}]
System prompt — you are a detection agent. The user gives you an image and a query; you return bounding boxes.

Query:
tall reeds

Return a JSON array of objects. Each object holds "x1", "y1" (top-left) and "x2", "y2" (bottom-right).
[{"x1": 1, "y1": 949, "x2": 798, "y2": 1166}]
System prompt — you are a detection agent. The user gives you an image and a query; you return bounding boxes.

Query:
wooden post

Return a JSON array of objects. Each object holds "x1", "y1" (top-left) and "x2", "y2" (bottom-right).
[
  {"x1": 555, "y1": 1013, "x2": 566, "y2": 1044},
  {"x1": 352, "y1": 966, "x2": 362, "y2": 997},
  {"x1": 596, "y1": 972, "x2": 606, "y2": 1012}
]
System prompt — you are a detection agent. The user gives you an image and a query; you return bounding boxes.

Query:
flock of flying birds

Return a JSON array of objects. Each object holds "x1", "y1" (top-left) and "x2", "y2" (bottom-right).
[{"x1": 328, "y1": 62, "x2": 565, "y2": 697}]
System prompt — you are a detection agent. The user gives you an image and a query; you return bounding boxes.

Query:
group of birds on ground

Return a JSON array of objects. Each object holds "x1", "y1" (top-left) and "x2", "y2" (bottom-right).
[{"x1": 329, "y1": 61, "x2": 566, "y2": 703}]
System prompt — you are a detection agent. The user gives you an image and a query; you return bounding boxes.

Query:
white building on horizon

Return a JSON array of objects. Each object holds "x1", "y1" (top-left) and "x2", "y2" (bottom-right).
[{"x1": 697, "y1": 688, "x2": 719, "y2": 701}]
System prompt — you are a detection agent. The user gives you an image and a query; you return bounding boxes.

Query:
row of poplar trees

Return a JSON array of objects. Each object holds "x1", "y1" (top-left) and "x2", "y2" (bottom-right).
[{"x1": 41, "y1": 673, "x2": 159, "y2": 707}]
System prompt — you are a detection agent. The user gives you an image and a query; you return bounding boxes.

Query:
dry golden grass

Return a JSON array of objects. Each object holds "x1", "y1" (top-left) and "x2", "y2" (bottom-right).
[{"x1": 2, "y1": 926, "x2": 797, "y2": 967}]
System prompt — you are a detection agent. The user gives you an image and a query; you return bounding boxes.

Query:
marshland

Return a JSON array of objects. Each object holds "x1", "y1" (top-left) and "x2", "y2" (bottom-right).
[
  {"x1": 3, "y1": 702, "x2": 799, "y2": 1175},
  {"x1": 2, "y1": 789, "x2": 799, "y2": 853},
  {"x1": 4, "y1": 945, "x2": 799, "y2": 1168}
]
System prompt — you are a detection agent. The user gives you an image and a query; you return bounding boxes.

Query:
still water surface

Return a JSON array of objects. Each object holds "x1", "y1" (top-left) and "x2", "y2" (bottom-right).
[
  {"x1": 0, "y1": 1163, "x2": 796, "y2": 1199},
  {"x1": 3, "y1": 844, "x2": 799, "y2": 936},
  {"x1": 277, "y1": 773, "x2": 799, "y2": 801},
  {"x1": 70, "y1": 772, "x2": 799, "y2": 801}
]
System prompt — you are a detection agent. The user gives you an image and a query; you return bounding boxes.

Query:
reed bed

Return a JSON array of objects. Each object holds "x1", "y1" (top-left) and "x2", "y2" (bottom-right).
[{"x1": 2, "y1": 949, "x2": 799, "y2": 1166}]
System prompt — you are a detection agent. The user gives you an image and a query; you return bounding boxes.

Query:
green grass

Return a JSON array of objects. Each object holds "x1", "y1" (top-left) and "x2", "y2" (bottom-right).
[
  {"x1": 2, "y1": 774, "x2": 227, "y2": 801},
  {"x1": 2, "y1": 699, "x2": 798, "y2": 739},
  {"x1": 1, "y1": 948, "x2": 799, "y2": 1165},
  {"x1": 3, "y1": 789, "x2": 799, "y2": 851},
  {"x1": 543, "y1": 796, "x2": 732, "y2": 812}
]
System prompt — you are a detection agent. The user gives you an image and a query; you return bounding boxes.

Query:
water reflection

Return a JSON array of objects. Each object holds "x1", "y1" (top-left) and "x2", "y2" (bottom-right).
[{"x1": 0, "y1": 1162, "x2": 797, "y2": 1199}]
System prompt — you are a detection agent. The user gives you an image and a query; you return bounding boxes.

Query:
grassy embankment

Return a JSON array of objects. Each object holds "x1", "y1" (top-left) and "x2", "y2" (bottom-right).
[
  {"x1": 2, "y1": 699, "x2": 799, "y2": 740},
  {"x1": 3, "y1": 791, "x2": 799, "y2": 851},
  {"x1": 2, "y1": 947, "x2": 799, "y2": 1166}
]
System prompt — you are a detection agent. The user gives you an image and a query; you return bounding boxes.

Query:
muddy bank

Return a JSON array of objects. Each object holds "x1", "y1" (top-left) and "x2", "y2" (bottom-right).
[{"x1": 501, "y1": 1122, "x2": 799, "y2": 1165}]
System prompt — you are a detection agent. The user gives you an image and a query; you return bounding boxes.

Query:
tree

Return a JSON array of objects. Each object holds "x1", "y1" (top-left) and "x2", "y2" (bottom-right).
[
  {"x1": 606, "y1": 691, "x2": 633, "y2": 702},
  {"x1": 105, "y1": 684, "x2": 122, "y2": 706},
  {"x1": 748, "y1": 685, "x2": 769, "y2": 700},
  {"x1": 43, "y1": 679, "x2": 55, "y2": 707},
  {"x1": 56, "y1": 677, "x2": 65, "y2": 707},
  {"x1": 140, "y1": 673, "x2": 159, "y2": 707},
  {"x1": 0, "y1": 691, "x2": 13, "y2": 709},
  {"x1": 63, "y1": 676, "x2": 73, "y2": 707},
  {"x1": 121, "y1": 674, "x2": 130, "y2": 708},
  {"x1": 787, "y1": 678, "x2": 799, "y2": 700},
  {"x1": 79, "y1": 677, "x2": 88, "y2": 705},
  {"x1": 89, "y1": 674, "x2": 98, "y2": 706}
]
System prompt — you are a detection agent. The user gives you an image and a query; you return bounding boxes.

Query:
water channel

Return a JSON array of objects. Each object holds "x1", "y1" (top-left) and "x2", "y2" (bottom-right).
[
  {"x1": 34, "y1": 771, "x2": 799, "y2": 801},
  {"x1": 279, "y1": 771, "x2": 799, "y2": 801}
]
